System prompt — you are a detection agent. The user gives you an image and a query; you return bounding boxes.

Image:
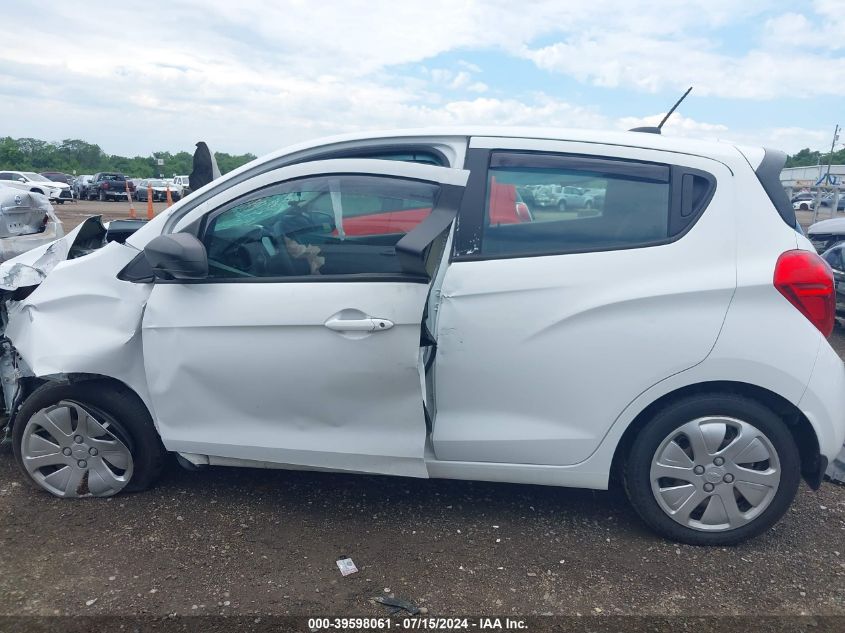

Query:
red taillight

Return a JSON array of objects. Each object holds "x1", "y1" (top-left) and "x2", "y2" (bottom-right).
[
  {"x1": 774, "y1": 249, "x2": 835, "y2": 337},
  {"x1": 102, "y1": 182, "x2": 109, "y2": 190}
]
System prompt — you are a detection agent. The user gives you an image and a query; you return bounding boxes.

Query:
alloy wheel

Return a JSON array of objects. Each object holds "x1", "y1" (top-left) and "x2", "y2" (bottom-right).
[{"x1": 650, "y1": 416, "x2": 781, "y2": 531}]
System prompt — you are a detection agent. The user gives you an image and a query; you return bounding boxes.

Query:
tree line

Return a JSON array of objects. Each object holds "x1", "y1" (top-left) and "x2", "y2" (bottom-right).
[
  {"x1": 0, "y1": 137, "x2": 257, "y2": 178},
  {"x1": 2, "y1": 134, "x2": 835, "y2": 174},
  {"x1": 785, "y1": 147, "x2": 845, "y2": 168}
]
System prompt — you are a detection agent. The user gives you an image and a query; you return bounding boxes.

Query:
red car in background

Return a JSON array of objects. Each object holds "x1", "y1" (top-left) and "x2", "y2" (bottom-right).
[{"x1": 340, "y1": 179, "x2": 531, "y2": 236}]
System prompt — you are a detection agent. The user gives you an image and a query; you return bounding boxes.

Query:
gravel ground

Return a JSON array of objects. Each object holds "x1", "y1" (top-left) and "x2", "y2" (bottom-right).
[
  {"x1": 0, "y1": 205, "x2": 842, "y2": 618},
  {"x1": 52, "y1": 199, "x2": 169, "y2": 232}
]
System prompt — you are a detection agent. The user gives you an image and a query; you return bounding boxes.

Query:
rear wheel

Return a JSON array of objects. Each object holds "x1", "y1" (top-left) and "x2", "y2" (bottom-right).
[
  {"x1": 624, "y1": 393, "x2": 800, "y2": 544},
  {"x1": 12, "y1": 381, "x2": 165, "y2": 498},
  {"x1": 557, "y1": 199, "x2": 567, "y2": 212}
]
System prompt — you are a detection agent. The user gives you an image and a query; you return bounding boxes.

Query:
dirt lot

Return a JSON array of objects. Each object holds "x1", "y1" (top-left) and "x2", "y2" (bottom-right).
[
  {"x1": 52, "y1": 199, "x2": 171, "y2": 232},
  {"x1": 0, "y1": 205, "x2": 842, "y2": 619}
]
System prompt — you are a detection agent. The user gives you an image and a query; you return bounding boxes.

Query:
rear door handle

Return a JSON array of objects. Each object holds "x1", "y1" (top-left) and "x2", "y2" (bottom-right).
[{"x1": 324, "y1": 317, "x2": 394, "y2": 332}]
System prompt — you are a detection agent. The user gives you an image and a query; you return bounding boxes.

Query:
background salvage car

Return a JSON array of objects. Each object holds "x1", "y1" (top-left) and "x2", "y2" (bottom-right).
[
  {"x1": 0, "y1": 171, "x2": 73, "y2": 204},
  {"x1": 0, "y1": 128, "x2": 843, "y2": 547},
  {"x1": 134, "y1": 179, "x2": 182, "y2": 202},
  {"x1": 0, "y1": 185, "x2": 64, "y2": 262},
  {"x1": 86, "y1": 172, "x2": 133, "y2": 201}
]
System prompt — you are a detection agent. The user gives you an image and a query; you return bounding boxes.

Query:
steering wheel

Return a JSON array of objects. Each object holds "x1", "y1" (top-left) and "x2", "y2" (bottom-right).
[
  {"x1": 276, "y1": 209, "x2": 335, "y2": 238},
  {"x1": 217, "y1": 225, "x2": 295, "y2": 276}
]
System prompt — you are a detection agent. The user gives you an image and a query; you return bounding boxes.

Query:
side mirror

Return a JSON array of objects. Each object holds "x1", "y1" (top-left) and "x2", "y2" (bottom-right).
[
  {"x1": 17, "y1": 177, "x2": 26, "y2": 183},
  {"x1": 143, "y1": 233, "x2": 208, "y2": 280}
]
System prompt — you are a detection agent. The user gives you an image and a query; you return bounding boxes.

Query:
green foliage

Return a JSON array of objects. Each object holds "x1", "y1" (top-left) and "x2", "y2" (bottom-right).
[
  {"x1": 0, "y1": 137, "x2": 256, "y2": 177},
  {"x1": 786, "y1": 147, "x2": 845, "y2": 168}
]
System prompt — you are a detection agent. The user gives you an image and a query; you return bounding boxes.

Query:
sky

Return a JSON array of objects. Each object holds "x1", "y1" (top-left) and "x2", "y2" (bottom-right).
[{"x1": 2, "y1": 0, "x2": 843, "y2": 158}]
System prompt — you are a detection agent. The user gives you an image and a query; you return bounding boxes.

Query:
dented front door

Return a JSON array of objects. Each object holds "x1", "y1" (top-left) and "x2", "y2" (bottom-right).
[{"x1": 140, "y1": 159, "x2": 467, "y2": 477}]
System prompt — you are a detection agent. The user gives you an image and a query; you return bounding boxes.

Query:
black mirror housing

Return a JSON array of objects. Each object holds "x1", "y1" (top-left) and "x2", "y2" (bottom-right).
[{"x1": 143, "y1": 233, "x2": 208, "y2": 280}]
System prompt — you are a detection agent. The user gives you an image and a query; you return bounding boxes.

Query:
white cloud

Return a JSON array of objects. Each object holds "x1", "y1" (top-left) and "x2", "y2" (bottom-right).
[
  {"x1": 0, "y1": 0, "x2": 839, "y2": 157},
  {"x1": 617, "y1": 113, "x2": 730, "y2": 136},
  {"x1": 523, "y1": 25, "x2": 845, "y2": 100},
  {"x1": 616, "y1": 113, "x2": 829, "y2": 154}
]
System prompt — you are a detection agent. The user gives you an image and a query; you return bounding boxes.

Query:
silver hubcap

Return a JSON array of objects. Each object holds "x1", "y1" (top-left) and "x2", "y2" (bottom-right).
[
  {"x1": 650, "y1": 416, "x2": 780, "y2": 532},
  {"x1": 20, "y1": 400, "x2": 133, "y2": 498}
]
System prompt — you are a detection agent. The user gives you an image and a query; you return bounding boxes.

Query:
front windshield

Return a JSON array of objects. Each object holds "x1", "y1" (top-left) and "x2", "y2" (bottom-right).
[
  {"x1": 149, "y1": 179, "x2": 166, "y2": 187},
  {"x1": 22, "y1": 172, "x2": 50, "y2": 182}
]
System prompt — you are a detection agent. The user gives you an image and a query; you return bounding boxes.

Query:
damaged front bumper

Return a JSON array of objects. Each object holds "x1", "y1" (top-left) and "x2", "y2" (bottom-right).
[{"x1": 0, "y1": 216, "x2": 146, "y2": 440}]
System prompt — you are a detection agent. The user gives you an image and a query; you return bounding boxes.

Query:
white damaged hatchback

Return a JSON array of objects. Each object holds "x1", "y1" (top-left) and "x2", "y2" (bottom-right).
[{"x1": 1, "y1": 128, "x2": 844, "y2": 545}]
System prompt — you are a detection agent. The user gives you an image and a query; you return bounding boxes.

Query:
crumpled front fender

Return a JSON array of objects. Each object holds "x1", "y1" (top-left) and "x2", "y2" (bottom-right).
[{"x1": 4, "y1": 241, "x2": 157, "y2": 426}]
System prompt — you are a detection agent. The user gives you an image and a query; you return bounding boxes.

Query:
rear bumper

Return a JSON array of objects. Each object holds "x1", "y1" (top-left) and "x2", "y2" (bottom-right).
[
  {"x1": 798, "y1": 339, "x2": 845, "y2": 462},
  {"x1": 0, "y1": 221, "x2": 63, "y2": 263}
]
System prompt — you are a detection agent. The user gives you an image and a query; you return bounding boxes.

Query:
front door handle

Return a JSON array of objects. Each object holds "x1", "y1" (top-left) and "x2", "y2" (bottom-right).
[{"x1": 324, "y1": 317, "x2": 394, "y2": 332}]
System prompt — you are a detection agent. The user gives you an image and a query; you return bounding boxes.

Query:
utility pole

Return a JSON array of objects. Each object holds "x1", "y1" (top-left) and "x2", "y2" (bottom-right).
[{"x1": 824, "y1": 124, "x2": 840, "y2": 186}]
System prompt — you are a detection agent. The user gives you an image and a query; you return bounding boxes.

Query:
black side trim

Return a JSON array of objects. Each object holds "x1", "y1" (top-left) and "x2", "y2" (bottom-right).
[
  {"x1": 117, "y1": 251, "x2": 155, "y2": 283},
  {"x1": 755, "y1": 147, "x2": 796, "y2": 229},
  {"x1": 491, "y1": 151, "x2": 670, "y2": 182},
  {"x1": 321, "y1": 145, "x2": 449, "y2": 167},
  {"x1": 669, "y1": 166, "x2": 716, "y2": 236},
  {"x1": 395, "y1": 184, "x2": 462, "y2": 276},
  {"x1": 151, "y1": 273, "x2": 430, "y2": 285},
  {"x1": 804, "y1": 454, "x2": 828, "y2": 490},
  {"x1": 453, "y1": 147, "x2": 490, "y2": 258}
]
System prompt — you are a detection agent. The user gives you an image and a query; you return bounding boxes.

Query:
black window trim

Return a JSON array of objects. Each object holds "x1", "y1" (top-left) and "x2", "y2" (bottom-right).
[
  {"x1": 452, "y1": 147, "x2": 717, "y2": 262},
  {"x1": 319, "y1": 144, "x2": 449, "y2": 167}
]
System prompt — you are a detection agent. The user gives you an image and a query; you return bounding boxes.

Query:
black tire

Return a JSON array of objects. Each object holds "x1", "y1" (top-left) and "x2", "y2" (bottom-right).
[
  {"x1": 623, "y1": 393, "x2": 801, "y2": 545},
  {"x1": 557, "y1": 199, "x2": 567, "y2": 212},
  {"x1": 12, "y1": 380, "x2": 166, "y2": 496},
  {"x1": 98, "y1": 189, "x2": 106, "y2": 202}
]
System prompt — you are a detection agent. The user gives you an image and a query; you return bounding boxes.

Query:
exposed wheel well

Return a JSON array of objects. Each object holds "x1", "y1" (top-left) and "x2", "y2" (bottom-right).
[
  {"x1": 609, "y1": 380, "x2": 822, "y2": 488},
  {"x1": 8, "y1": 373, "x2": 152, "y2": 434}
]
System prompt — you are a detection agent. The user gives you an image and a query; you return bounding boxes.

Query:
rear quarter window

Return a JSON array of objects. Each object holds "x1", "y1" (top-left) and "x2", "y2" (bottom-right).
[{"x1": 472, "y1": 151, "x2": 715, "y2": 259}]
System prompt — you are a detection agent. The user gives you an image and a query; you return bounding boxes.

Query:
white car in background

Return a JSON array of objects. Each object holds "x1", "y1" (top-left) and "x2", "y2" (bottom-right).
[
  {"x1": 0, "y1": 171, "x2": 73, "y2": 204},
  {"x1": 0, "y1": 185, "x2": 63, "y2": 262},
  {"x1": 0, "y1": 127, "x2": 843, "y2": 546},
  {"x1": 171, "y1": 175, "x2": 191, "y2": 196}
]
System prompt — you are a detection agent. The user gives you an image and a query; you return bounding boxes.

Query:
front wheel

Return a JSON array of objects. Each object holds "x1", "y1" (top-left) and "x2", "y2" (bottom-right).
[
  {"x1": 623, "y1": 393, "x2": 800, "y2": 545},
  {"x1": 12, "y1": 381, "x2": 165, "y2": 498}
]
